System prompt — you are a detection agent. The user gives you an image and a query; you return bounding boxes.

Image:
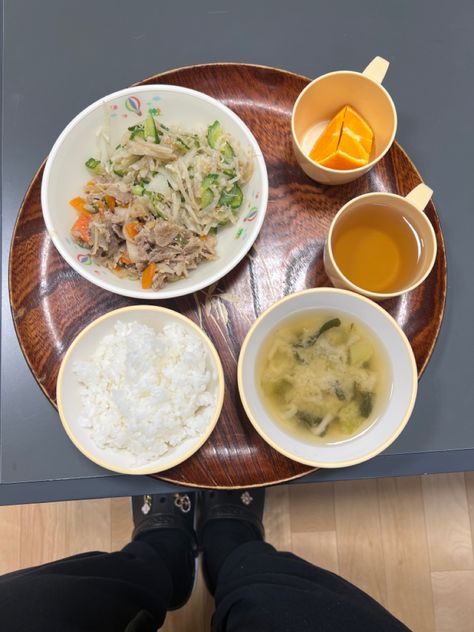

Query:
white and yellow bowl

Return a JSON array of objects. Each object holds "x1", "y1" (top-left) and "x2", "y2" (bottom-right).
[
  {"x1": 41, "y1": 85, "x2": 268, "y2": 299},
  {"x1": 237, "y1": 288, "x2": 417, "y2": 468},
  {"x1": 57, "y1": 306, "x2": 224, "y2": 474}
]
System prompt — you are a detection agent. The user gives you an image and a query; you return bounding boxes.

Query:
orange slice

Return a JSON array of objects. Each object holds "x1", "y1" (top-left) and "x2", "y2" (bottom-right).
[
  {"x1": 337, "y1": 128, "x2": 369, "y2": 161},
  {"x1": 319, "y1": 150, "x2": 367, "y2": 170},
  {"x1": 309, "y1": 105, "x2": 374, "y2": 170},
  {"x1": 344, "y1": 106, "x2": 374, "y2": 153},
  {"x1": 309, "y1": 106, "x2": 346, "y2": 163}
]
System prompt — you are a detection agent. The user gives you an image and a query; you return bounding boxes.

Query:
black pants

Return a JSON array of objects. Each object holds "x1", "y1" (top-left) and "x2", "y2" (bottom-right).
[{"x1": 0, "y1": 540, "x2": 409, "y2": 631}]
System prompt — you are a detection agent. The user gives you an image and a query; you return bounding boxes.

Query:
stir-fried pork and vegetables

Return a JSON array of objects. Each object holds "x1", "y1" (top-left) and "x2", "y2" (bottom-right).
[{"x1": 70, "y1": 116, "x2": 253, "y2": 289}]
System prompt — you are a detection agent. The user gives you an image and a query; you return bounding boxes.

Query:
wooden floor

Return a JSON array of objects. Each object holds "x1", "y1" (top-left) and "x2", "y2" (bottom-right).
[{"x1": 1, "y1": 473, "x2": 474, "y2": 631}]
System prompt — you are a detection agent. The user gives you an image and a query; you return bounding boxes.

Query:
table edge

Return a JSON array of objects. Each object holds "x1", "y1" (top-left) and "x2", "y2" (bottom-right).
[{"x1": 1, "y1": 448, "x2": 472, "y2": 506}]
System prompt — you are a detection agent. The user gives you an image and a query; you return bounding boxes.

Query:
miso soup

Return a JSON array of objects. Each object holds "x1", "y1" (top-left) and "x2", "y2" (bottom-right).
[{"x1": 258, "y1": 311, "x2": 391, "y2": 444}]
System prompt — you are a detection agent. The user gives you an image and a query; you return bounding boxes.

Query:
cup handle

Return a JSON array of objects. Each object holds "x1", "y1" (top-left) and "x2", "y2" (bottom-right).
[
  {"x1": 405, "y1": 183, "x2": 433, "y2": 212},
  {"x1": 362, "y1": 56, "x2": 390, "y2": 84}
]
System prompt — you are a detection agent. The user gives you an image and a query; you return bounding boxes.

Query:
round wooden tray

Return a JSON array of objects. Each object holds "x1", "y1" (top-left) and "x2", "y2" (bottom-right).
[{"x1": 9, "y1": 64, "x2": 446, "y2": 488}]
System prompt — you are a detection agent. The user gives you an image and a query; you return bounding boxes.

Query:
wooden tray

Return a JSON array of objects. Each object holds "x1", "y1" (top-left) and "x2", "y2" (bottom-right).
[{"x1": 9, "y1": 64, "x2": 446, "y2": 488}]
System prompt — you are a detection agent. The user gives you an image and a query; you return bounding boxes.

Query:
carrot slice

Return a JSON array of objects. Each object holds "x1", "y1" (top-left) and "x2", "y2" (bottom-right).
[
  {"x1": 96, "y1": 200, "x2": 106, "y2": 214},
  {"x1": 124, "y1": 222, "x2": 140, "y2": 239},
  {"x1": 69, "y1": 197, "x2": 89, "y2": 215},
  {"x1": 120, "y1": 253, "x2": 132, "y2": 265},
  {"x1": 141, "y1": 263, "x2": 156, "y2": 289},
  {"x1": 71, "y1": 213, "x2": 91, "y2": 244},
  {"x1": 104, "y1": 195, "x2": 116, "y2": 210}
]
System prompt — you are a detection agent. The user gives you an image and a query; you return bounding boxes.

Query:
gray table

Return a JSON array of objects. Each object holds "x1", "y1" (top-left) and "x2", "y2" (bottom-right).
[{"x1": 1, "y1": 0, "x2": 473, "y2": 506}]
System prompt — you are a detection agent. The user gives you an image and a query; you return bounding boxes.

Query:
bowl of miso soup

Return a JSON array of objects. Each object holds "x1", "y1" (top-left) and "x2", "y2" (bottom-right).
[{"x1": 237, "y1": 288, "x2": 417, "y2": 468}]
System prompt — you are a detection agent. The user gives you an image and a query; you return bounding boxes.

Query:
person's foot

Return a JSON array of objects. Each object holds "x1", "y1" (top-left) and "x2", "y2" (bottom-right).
[
  {"x1": 132, "y1": 492, "x2": 198, "y2": 609},
  {"x1": 197, "y1": 489, "x2": 265, "y2": 595}
]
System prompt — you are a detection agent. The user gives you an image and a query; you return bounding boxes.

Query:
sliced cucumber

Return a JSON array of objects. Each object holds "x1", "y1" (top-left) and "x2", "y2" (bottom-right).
[
  {"x1": 85, "y1": 158, "x2": 103, "y2": 174},
  {"x1": 201, "y1": 188, "x2": 214, "y2": 208},
  {"x1": 207, "y1": 120, "x2": 221, "y2": 148},
  {"x1": 219, "y1": 184, "x2": 243, "y2": 209},
  {"x1": 201, "y1": 173, "x2": 219, "y2": 190},
  {"x1": 128, "y1": 124, "x2": 145, "y2": 140},
  {"x1": 113, "y1": 167, "x2": 126, "y2": 177},
  {"x1": 144, "y1": 116, "x2": 159, "y2": 143},
  {"x1": 221, "y1": 141, "x2": 234, "y2": 159},
  {"x1": 144, "y1": 190, "x2": 167, "y2": 219},
  {"x1": 132, "y1": 184, "x2": 145, "y2": 196}
]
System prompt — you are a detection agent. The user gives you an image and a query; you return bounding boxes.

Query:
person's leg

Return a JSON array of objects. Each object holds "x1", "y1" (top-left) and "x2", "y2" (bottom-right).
[
  {"x1": 199, "y1": 490, "x2": 409, "y2": 632},
  {"x1": 0, "y1": 493, "x2": 197, "y2": 632},
  {"x1": 0, "y1": 544, "x2": 171, "y2": 632},
  {"x1": 212, "y1": 540, "x2": 409, "y2": 632}
]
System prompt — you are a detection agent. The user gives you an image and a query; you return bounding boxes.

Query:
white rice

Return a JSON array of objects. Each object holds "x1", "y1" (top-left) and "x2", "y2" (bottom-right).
[{"x1": 73, "y1": 320, "x2": 216, "y2": 465}]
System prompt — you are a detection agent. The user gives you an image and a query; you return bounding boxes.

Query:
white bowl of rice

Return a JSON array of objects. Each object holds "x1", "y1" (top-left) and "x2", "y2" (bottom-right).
[
  {"x1": 41, "y1": 85, "x2": 268, "y2": 299},
  {"x1": 57, "y1": 306, "x2": 224, "y2": 474}
]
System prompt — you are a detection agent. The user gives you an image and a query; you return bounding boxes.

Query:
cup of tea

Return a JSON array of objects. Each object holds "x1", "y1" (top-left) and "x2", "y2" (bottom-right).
[
  {"x1": 323, "y1": 183, "x2": 437, "y2": 299},
  {"x1": 291, "y1": 56, "x2": 397, "y2": 185}
]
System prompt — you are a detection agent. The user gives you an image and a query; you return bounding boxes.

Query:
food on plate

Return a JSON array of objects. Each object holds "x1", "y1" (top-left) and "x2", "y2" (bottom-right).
[
  {"x1": 258, "y1": 312, "x2": 390, "y2": 443},
  {"x1": 73, "y1": 320, "x2": 217, "y2": 465},
  {"x1": 309, "y1": 105, "x2": 374, "y2": 169},
  {"x1": 332, "y1": 203, "x2": 423, "y2": 293},
  {"x1": 70, "y1": 115, "x2": 253, "y2": 290}
]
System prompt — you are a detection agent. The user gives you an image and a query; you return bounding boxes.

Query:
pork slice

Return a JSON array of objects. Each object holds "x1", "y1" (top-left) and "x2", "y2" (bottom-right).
[
  {"x1": 90, "y1": 220, "x2": 119, "y2": 256},
  {"x1": 183, "y1": 235, "x2": 216, "y2": 258},
  {"x1": 126, "y1": 240, "x2": 143, "y2": 263},
  {"x1": 112, "y1": 224, "x2": 124, "y2": 239},
  {"x1": 172, "y1": 261, "x2": 189, "y2": 277},
  {"x1": 151, "y1": 272, "x2": 167, "y2": 290},
  {"x1": 148, "y1": 246, "x2": 182, "y2": 263},
  {"x1": 102, "y1": 185, "x2": 132, "y2": 205},
  {"x1": 132, "y1": 238, "x2": 148, "y2": 259},
  {"x1": 153, "y1": 223, "x2": 181, "y2": 247}
]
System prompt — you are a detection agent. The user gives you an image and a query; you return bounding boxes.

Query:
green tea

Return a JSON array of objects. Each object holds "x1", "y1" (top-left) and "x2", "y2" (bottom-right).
[{"x1": 332, "y1": 204, "x2": 423, "y2": 293}]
